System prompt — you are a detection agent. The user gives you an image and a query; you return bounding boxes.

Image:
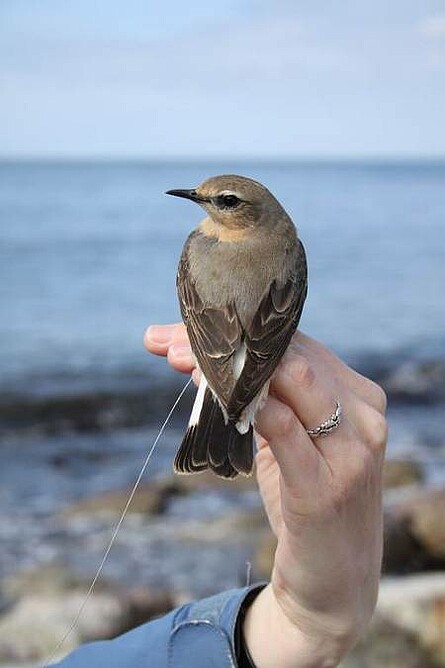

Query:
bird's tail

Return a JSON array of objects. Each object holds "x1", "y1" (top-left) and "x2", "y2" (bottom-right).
[{"x1": 174, "y1": 381, "x2": 254, "y2": 479}]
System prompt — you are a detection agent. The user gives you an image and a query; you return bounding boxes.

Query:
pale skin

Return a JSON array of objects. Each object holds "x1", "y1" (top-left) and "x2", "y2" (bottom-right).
[{"x1": 145, "y1": 323, "x2": 387, "y2": 668}]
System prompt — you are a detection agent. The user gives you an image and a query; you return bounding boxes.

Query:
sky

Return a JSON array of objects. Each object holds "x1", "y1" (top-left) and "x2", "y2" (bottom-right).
[{"x1": 1, "y1": 0, "x2": 445, "y2": 159}]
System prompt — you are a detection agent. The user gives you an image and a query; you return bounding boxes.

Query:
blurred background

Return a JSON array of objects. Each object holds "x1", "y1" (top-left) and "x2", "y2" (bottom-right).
[{"x1": 1, "y1": 1, "x2": 444, "y2": 666}]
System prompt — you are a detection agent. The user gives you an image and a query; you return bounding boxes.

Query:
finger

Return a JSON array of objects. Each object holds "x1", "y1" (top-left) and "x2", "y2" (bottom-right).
[
  {"x1": 271, "y1": 345, "x2": 361, "y2": 466},
  {"x1": 255, "y1": 396, "x2": 329, "y2": 496},
  {"x1": 272, "y1": 345, "x2": 338, "y2": 435},
  {"x1": 144, "y1": 323, "x2": 194, "y2": 374},
  {"x1": 290, "y1": 335, "x2": 389, "y2": 453},
  {"x1": 166, "y1": 343, "x2": 195, "y2": 374},
  {"x1": 144, "y1": 323, "x2": 188, "y2": 356},
  {"x1": 288, "y1": 337, "x2": 382, "y2": 446},
  {"x1": 346, "y1": 399, "x2": 388, "y2": 459}
]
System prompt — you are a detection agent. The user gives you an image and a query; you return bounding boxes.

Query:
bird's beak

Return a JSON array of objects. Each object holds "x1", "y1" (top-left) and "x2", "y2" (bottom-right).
[{"x1": 165, "y1": 188, "x2": 201, "y2": 202}]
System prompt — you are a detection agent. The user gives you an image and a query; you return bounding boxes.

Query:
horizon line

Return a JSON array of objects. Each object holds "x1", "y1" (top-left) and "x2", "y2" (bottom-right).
[{"x1": 1, "y1": 154, "x2": 445, "y2": 165}]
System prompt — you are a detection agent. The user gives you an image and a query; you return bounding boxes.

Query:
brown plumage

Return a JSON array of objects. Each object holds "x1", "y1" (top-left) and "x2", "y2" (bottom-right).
[{"x1": 167, "y1": 175, "x2": 307, "y2": 479}]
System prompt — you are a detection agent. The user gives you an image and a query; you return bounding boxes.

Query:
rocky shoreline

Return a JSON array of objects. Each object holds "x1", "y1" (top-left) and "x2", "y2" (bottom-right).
[
  {"x1": 1, "y1": 353, "x2": 443, "y2": 439},
  {"x1": 1, "y1": 460, "x2": 444, "y2": 667}
]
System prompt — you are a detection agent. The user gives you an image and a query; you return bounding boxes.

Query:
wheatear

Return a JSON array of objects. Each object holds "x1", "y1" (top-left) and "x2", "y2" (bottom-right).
[{"x1": 167, "y1": 175, "x2": 307, "y2": 478}]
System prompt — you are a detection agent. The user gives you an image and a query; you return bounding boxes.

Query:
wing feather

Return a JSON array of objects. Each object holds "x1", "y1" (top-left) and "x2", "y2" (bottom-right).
[
  {"x1": 178, "y1": 235, "x2": 307, "y2": 422},
  {"x1": 177, "y1": 238, "x2": 242, "y2": 410},
  {"x1": 227, "y1": 239, "x2": 307, "y2": 419}
]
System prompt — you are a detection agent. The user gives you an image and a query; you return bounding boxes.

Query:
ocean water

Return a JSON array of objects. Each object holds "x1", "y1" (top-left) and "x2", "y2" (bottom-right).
[
  {"x1": 1, "y1": 160, "x2": 444, "y2": 386},
  {"x1": 0, "y1": 160, "x2": 444, "y2": 589}
]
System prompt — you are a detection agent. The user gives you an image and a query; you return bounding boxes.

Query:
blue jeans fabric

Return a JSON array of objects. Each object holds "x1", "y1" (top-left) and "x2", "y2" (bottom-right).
[{"x1": 52, "y1": 584, "x2": 264, "y2": 667}]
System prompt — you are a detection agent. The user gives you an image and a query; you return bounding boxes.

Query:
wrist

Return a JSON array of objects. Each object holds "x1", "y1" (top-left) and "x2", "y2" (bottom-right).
[
  {"x1": 269, "y1": 531, "x2": 376, "y2": 659},
  {"x1": 243, "y1": 584, "x2": 356, "y2": 668}
]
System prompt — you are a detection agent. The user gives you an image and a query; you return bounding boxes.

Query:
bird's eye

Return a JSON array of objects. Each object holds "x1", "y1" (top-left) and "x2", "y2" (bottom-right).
[{"x1": 216, "y1": 194, "x2": 240, "y2": 209}]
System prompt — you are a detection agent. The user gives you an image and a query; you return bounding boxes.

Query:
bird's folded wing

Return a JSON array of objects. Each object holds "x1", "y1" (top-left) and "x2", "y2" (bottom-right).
[
  {"x1": 178, "y1": 238, "x2": 307, "y2": 419},
  {"x1": 177, "y1": 254, "x2": 242, "y2": 409},
  {"x1": 227, "y1": 239, "x2": 307, "y2": 419}
]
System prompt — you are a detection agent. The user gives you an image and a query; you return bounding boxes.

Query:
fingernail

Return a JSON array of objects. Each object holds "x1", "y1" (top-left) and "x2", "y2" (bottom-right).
[
  {"x1": 145, "y1": 324, "x2": 175, "y2": 344},
  {"x1": 170, "y1": 344, "x2": 192, "y2": 359}
]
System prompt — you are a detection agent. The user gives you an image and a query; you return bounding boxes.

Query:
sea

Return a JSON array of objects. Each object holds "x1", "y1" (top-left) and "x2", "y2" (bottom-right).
[{"x1": 0, "y1": 160, "x2": 444, "y2": 595}]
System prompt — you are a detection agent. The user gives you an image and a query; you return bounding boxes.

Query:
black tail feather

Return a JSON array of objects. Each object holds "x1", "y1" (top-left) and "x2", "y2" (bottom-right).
[
  {"x1": 228, "y1": 427, "x2": 254, "y2": 475},
  {"x1": 174, "y1": 387, "x2": 254, "y2": 479},
  {"x1": 174, "y1": 425, "x2": 206, "y2": 473}
]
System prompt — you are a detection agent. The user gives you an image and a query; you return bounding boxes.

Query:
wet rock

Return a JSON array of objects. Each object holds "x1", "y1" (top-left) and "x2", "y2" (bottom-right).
[
  {"x1": 3, "y1": 563, "x2": 96, "y2": 599},
  {"x1": 383, "y1": 488, "x2": 445, "y2": 573},
  {"x1": 63, "y1": 479, "x2": 185, "y2": 518},
  {"x1": 360, "y1": 352, "x2": 445, "y2": 406},
  {"x1": 62, "y1": 469, "x2": 260, "y2": 522},
  {"x1": 383, "y1": 459, "x2": 424, "y2": 490},
  {"x1": 177, "y1": 508, "x2": 266, "y2": 544},
  {"x1": 379, "y1": 359, "x2": 445, "y2": 405},
  {"x1": 0, "y1": 379, "x2": 194, "y2": 438}
]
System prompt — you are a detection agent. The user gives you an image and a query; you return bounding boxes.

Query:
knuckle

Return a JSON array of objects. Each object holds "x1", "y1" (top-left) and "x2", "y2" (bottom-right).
[
  {"x1": 364, "y1": 408, "x2": 388, "y2": 452},
  {"x1": 287, "y1": 354, "x2": 315, "y2": 389},
  {"x1": 353, "y1": 373, "x2": 387, "y2": 414},
  {"x1": 369, "y1": 411, "x2": 388, "y2": 452},
  {"x1": 274, "y1": 403, "x2": 297, "y2": 437},
  {"x1": 368, "y1": 380, "x2": 387, "y2": 413}
]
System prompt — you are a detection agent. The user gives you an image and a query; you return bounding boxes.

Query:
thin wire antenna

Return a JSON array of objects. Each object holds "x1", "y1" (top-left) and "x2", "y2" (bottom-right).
[
  {"x1": 245, "y1": 560, "x2": 252, "y2": 587},
  {"x1": 41, "y1": 377, "x2": 192, "y2": 668}
]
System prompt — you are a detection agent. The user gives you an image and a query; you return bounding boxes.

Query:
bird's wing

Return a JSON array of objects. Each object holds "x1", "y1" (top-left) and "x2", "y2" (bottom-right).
[
  {"x1": 227, "y1": 239, "x2": 308, "y2": 420},
  {"x1": 177, "y1": 243, "x2": 242, "y2": 410}
]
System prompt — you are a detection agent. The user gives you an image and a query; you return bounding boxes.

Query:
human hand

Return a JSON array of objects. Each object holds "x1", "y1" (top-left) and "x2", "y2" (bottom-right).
[{"x1": 145, "y1": 323, "x2": 387, "y2": 668}]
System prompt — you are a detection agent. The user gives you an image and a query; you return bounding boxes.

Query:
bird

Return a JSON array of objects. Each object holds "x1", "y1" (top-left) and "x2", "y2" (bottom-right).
[{"x1": 166, "y1": 175, "x2": 307, "y2": 479}]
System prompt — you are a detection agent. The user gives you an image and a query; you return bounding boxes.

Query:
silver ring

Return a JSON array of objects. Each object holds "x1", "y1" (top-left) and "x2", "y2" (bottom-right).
[{"x1": 306, "y1": 401, "x2": 343, "y2": 438}]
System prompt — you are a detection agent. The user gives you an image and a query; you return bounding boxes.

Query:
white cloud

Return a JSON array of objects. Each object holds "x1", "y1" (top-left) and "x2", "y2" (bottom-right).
[{"x1": 420, "y1": 15, "x2": 445, "y2": 39}]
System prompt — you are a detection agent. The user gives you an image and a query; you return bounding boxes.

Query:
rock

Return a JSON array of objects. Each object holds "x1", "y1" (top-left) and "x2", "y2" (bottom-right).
[
  {"x1": 377, "y1": 574, "x2": 445, "y2": 665},
  {"x1": 0, "y1": 564, "x2": 175, "y2": 663},
  {"x1": 383, "y1": 512, "x2": 427, "y2": 574},
  {"x1": 378, "y1": 359, "x2": 445, "y2": 405},
  {"x1": 3, "y1": 563, "x2": 95, "y2": 599},
  {"x1": 254, "y1": 530, "x2": 277, "y2": 580},
  {"x1": 63, "y1": 479, "x2": 185, "y2": 518},
  {"x1": 383, "y1": 459, "x2": 424, "y2": 490},
  {"x1": 341, "y1": 617, "x2": 442, "y2": 668},
  {"x1": 117, "y1": 588, "x2": 174, "y2": 635},
  {"x1": 383, "y1": 487, "x2": 445, "y2": 573},
  {"x1": 402, "y1": 489, "x2": 445, "y2": 559},
  {"x1": 0, "y1": 592, "x2": 111, "y2": 662},
  {"x1": 341, "y1": 574, "x2": 445, "y2": 667},
  {"x1": 177, "y1": 508, "x2": 266, "y2": 543},
  {"x1": 0, "y1": 380, "x2": 194, "y2": 438},
  {"x1": 0, "y1": 587, "x2": 174, "y2": 663},
  {"x1": 62, "y1": 470, "x2": 260, "y2": 522}
]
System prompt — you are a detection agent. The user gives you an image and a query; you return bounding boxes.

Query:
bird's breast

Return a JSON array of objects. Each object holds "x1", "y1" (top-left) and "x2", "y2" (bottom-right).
[{"x1": 186, "y1": 231, "x2": 291, "y2": 328}]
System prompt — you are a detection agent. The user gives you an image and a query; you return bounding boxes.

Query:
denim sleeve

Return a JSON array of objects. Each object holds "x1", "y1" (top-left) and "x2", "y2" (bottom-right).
[{"x1": 52, "y1": 583, "x2": 265, "y2": 668}]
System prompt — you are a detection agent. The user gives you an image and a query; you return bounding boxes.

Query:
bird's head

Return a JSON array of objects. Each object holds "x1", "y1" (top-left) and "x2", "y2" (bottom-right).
[{"x1": 166, "y1": 174, "x2": 288, "y2": 232}]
